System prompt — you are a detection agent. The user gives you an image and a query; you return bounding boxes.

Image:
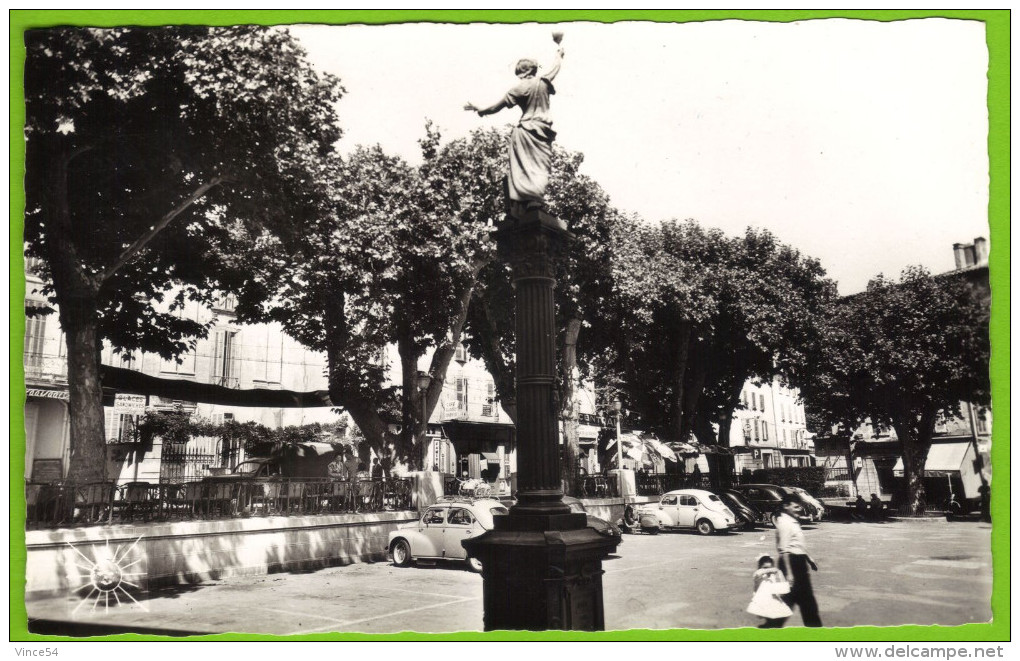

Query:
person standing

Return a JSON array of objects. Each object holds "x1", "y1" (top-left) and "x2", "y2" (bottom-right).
[{"x1": 774, "y1": 494, "x2": 822, "y2": 627}]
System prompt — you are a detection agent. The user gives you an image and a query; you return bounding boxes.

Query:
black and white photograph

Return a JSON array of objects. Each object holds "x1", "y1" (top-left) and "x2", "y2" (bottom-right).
[{"x1": 16, "y1": 13, "x2": 1000, "y2": 640}]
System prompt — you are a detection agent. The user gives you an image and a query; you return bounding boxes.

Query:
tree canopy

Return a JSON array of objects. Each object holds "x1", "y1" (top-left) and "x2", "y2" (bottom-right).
[
  {"x1": 799, "y1": 266, "x2": 990, "y2": 511},
  {"x1": 23, "y1": 26, "x2": 345, "y2": 479}
]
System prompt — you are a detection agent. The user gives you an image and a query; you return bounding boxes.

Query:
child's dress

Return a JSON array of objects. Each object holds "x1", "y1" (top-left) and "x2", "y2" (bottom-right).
[{"x1": 747, "y1": 567, "x2": 793, "y2": 619}]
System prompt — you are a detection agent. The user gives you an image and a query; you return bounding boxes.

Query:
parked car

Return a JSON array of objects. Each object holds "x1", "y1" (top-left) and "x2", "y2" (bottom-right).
[
  {"x1": 562, "y1": 496, "x2": 623, "y2": 543},
  {"x1": 713, "y1": 489, "x2": 762, "y2": 530},
  {"x1": 786, "y1": 486, "x2": 826, "y2": 521},
  {"x1": 388, "y1": 498, "x2": 508, "y2": 572},
  {"x1": 729, "y1": 484, "x2": 814, "y2": 525},
  {"x1": 635, "y1": 489, "x2": 738, "y2": 535}
]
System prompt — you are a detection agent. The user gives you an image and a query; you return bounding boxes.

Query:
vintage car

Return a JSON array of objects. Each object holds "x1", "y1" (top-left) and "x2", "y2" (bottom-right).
[
  {"x1": 729, "y1": 484, "x2": 815, "y2": 524},
  {"x1": 712, "y1": 489, "x2": 763, "y2": 530},
  {"x1": 635, "y1": 489, "x2": 738, "y2": 535},
  {"x1": 786, "y1": 486, "x2": 826, "y2": 521},
  {"x1": 388, "y1": 498, "x2": 509, "y2": 572}
]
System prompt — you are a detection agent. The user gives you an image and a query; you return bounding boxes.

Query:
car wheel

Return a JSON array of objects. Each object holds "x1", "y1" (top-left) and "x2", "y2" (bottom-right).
[
  {"x1": 743, "y1": 520, "x2": 757, "y2": 531},
  {"x1": 696, "y1": 519, "x2": 715, "y2": 536},
  {"x1": 391, "y1": 539, "x2": 412, "y2": 567},
  {"x1": 641, "y1": 526, "x2": 659, "y2": 535},
  {"x1": 466, "y1": 556, "x2": 483, "y2": 573}
]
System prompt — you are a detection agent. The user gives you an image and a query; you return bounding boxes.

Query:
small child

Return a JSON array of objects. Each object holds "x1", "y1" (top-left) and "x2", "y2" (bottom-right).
[{"x1": 748, "y1": 554, "x2": 792, "y2": 628}]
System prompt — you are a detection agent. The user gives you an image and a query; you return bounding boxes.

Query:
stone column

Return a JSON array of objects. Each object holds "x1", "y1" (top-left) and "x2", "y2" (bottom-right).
[{"x1": 462, "y1": 206, "x2": 619, "y2": 631}]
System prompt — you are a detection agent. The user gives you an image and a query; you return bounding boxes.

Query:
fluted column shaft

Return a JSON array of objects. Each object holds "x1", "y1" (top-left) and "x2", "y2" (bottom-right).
[{"x1": 496, "y1": 211, "x2": 571, "y2": 515}]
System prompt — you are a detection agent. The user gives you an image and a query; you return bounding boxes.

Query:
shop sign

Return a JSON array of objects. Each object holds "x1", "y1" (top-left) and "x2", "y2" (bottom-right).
[
  {"x1": 26, "y1": 388, "x2": 69, "y2": 401},
  {"x1": 114, "y1": 393, "x2": 147, "y2": 415}
]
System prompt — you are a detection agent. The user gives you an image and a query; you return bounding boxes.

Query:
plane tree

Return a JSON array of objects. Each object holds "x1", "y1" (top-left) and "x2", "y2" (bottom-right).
[{"x1": 23, "y1": 26, "x2": 344, "y2": 480}]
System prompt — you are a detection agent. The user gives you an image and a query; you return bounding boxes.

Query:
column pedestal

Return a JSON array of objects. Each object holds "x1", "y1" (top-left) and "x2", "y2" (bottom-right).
[{"x1": 463, "y1": 205, "x2": 619, "y2": 631}]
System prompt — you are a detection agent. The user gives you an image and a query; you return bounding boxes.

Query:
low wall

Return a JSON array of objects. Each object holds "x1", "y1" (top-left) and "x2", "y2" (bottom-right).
[
  {"x1": 580, "y1": 495, "x2": 658, "y2": 524},
  {"x1": 24, "y1": 510, "x2": 417, "y2": 599}
]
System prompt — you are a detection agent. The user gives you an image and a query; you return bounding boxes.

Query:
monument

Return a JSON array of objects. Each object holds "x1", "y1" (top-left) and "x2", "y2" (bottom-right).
[{"x1": 461, "y1": 32, "x2": 620, "y2": 631}]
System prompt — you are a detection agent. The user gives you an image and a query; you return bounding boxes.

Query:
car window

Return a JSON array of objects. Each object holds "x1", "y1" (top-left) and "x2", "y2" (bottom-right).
[
  {"x1": 448, "y1": 508, "x2": 474, "y2": 526},
  {"x1": 489, "y1": 506, "x2": 509, "y2": 516},
  {"x1": 679, "y1": 495, "x2": 696, "y2": 506},
  {"x1": 707, "y1": 494, "x2": 721, "y2": 502},
  {"x1": 745, "y1": 488, "x2": 759, "y2": 498},
  {"x1": 423, "y1": 508, "x2": 445, "y2": 525},
  {"x1": 661, "y1": 495, "x2": 678, "y2": 506}
]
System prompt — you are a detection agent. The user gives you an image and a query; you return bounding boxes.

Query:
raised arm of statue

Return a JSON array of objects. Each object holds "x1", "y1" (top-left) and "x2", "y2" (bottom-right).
[{"x1": 542, "y1": 46, "x2": 565, "y2": 83}]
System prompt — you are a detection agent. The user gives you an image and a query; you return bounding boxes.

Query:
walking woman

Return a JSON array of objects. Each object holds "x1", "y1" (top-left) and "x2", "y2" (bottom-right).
[{"x1": 774, "y1": 494, "x2": 823, "y2": 627}]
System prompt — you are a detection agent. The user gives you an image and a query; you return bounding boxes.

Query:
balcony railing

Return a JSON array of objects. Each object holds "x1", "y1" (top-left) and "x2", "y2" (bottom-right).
[{"x1": 25, "y1": 477, "x2": 415, "y2": 529}]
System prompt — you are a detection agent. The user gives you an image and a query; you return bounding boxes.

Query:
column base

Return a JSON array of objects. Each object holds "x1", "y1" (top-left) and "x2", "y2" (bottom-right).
[{"x1": 462, "y1": 513, "x2": 620, "y2": 631}]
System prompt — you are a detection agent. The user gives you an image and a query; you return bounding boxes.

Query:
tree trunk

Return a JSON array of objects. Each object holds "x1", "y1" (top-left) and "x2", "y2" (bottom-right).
[
  {"x1": 61, "y1": 298, "x2": 108, "y2": 482},
  {"x1": 668, "y1": 324, "x2": 692, "y2": 442},
  {"x1": 397, "y1": 337, "x2": 425, "y2": 471},
  {"x1": 559, "y1": 317, "x2": 582, "y2": 497},
  {"x1": 892, "y1": 409, "x2": 936, "y2": 515}
]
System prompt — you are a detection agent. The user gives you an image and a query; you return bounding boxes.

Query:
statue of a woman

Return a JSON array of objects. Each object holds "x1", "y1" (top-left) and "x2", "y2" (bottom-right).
[{"x1": 465, "y1": 34, "x2": 564, "y2": 210}]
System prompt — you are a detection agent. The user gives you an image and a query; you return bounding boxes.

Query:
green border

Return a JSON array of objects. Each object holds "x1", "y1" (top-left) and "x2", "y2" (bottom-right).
[{"x1": 9, "y1": 9, "x2": 1009, "y2": 643}]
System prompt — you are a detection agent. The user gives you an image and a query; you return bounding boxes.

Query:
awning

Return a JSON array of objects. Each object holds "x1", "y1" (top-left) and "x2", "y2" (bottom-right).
[
  {"x1": 641, "y1": 435, "x2": 678, "y2": 462},
  {"x1": 481, "y1": 452, "x2": 500, "y2": 463},
  {"x1": 101, "y1": 364, "x2": 332, "y2": 408},
  {"x1": 892, "y1": 442, "x2": 973, "y2": 477}
]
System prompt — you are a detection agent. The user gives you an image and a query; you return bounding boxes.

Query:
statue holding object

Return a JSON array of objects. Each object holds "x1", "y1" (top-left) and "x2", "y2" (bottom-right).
[{"x1": 465, "y1": 32, "x2": 565, "y2": 211}]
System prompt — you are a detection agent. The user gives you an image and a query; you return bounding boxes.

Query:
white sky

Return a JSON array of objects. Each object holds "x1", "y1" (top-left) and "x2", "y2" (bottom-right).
[{"x1": 291, "y1": 18, "x2": 990, "y2": 295}]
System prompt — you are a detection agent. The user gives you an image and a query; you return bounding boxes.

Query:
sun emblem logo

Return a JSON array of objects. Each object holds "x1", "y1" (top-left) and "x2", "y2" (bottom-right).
[{"x1": 68, "y1": 536, "x2": 148, "y2": 616}]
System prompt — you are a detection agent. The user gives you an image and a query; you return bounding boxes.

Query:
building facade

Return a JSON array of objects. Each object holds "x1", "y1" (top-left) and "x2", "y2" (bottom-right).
[{"x1": 728, "y1": 377, "x2": 813, "y2": 472}]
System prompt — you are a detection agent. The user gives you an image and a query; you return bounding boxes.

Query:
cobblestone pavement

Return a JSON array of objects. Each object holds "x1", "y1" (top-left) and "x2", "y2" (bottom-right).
[{"x1": 25, "y1": 518, "x2": 993, "y2": 635}]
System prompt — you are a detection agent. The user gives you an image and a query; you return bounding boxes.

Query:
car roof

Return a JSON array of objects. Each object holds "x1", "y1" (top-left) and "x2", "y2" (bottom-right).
[
  {"x1": 662, "y1": 489, "x2": 716, "y2": 498},
  {"x1": 733, "y1": 484, "x2": 783, "y2": 490}
]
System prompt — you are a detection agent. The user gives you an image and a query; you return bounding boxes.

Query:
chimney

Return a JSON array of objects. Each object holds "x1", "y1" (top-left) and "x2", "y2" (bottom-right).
[
  {"x1": 973, "y1": 237, "x2": 988, "y2": 264},
  {"x1": 953, "y1": 243, "x2": 966, "y2": 270}
]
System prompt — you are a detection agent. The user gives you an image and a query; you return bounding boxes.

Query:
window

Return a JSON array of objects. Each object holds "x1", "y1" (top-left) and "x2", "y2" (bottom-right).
[
  {"x1": 213, "y1": 293, "x2": 237, "y2": 313},
  {"x1": 742, "y1": 419, "x2": 752, "y2": 443},
  {"x1": 749, "y1": 393, "x2": 756, "y2": 411},
  {"x1": 24, "y1": 312, "x2": 47, "y2": 368},
  {"x1": 454, "y1": 343, "x2": 467, "y2": 363},
  {"x1": 782, "y1": 429, "x2": 788, "y2": 445},
  {"x1": 482, "y1": 382, "x2": 495, "y2": 417},
  {"x1": 759, "y1": 394, "x2": 766, "y2": 411},
  {"x1": 161, "y1": 351, "x2": 197, "y2": 375},
  {"x1": 212, "y1": 330, "x2": 239, "y2": 387},
  {"x1": 661, "y1": 495, "x2": 678, "y2": 506},
  {"x1": 976, "y1": 409, "x2": 989, "y2": 434},
  {"x1": 253, "y1": 328, "x2": 284, "y2": 385},
  {"x1": 679, "y1": 495, "x2": 697, "y2": 507},
  {"x1": 762, "y1": 423, "x2": 769, "y2": 442},
  {"x1": 448, "y1": 508, "x2": 474, "y2": 526},
  {"x1": 423, "y1": 508, "x2": 445, "y2": 525},
  {"x1": 456, "y1": 377, "x2": 468, "y2": 411},
  {"x1": 104, "y1": 409, "x2": 136, "y2": 444}
]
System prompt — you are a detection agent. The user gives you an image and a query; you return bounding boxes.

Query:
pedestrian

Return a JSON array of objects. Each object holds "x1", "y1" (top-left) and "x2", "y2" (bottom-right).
[
  {"x1": 978, "y1": 484, "x2": 991, "y2": 523},
  {"x1": 371, "y1": 457, "x2": 383, "y2": 480},
  {"x1": 854, "y1": 495, "x2": 868, "y2": 521},
  {"x1": 869, "y1": 493, "x2": 885, "y2": 521},
  {"x1": 747, "y1": 554, "x2": 792, "y2": 628},
  {"x1": 774, "y1": 494, "x2": 822, "y2": 627}
]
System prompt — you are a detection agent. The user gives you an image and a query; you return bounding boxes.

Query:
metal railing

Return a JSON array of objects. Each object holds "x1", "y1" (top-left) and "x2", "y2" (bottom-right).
[
  {"x1": 634, "y1": 472, "x2": 712, "y2": 496},
  {"x1": 25, "y1": 477, "x2": 415, "y2": 529},
  {"x1": 574, "y1": 474, "x2": 619, "y2": 499}
]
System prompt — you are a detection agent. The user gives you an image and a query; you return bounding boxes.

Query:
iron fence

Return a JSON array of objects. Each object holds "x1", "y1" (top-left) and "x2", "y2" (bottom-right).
[
  {"x1": 25, "y1": 477, "x2": 415, "y2": 529},
  {"x1": 573, "y1": 473, "x2": 620, "y2": 498}
]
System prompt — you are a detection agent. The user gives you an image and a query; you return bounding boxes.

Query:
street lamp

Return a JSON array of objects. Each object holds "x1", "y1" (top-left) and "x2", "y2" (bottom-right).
[
  {"x1": 417, "y1": 371, "x2": 431, "y2": 469},
  {"x1": 613, "y1": 397, "x2": 623, "y2": 472}
]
